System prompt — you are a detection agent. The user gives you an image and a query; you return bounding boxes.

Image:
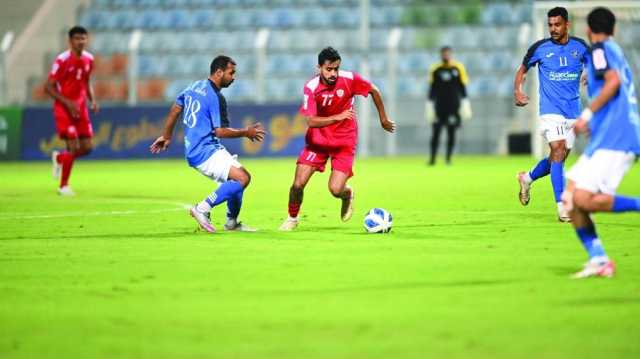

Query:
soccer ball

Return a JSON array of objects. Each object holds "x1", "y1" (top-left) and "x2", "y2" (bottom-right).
[{"x1": 363, "y1": 208, "x2": 392, "y2": 233}]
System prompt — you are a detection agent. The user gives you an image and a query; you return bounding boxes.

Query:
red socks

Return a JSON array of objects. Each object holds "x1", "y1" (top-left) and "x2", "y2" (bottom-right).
[
  {"x1": 288, "y1": 203, "x2": 301, "y2": 218},
  {"x1": 56, "y1": 151, "x2": 75, "y2": 188}
]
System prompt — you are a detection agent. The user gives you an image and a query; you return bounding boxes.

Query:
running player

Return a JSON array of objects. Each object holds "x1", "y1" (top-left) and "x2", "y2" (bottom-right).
[
  {"x1": 513, "y1": 7, "x2": 589, "y2": 221},
  {"x1": 563, "y1": 7, "x2": 640, "y2": 278},
  {"x1": 279, "y1": 47, "x2": 396, "y2": 231},
  {"x1": 46, "y1": 26, "x2": 98, "y2": 196},
  {"x1": 150, "y1": 55, "x2": 265, "y2": 233}
]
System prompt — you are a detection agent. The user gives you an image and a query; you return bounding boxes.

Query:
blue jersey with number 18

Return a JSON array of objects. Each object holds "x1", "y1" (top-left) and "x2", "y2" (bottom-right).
[
  {"x1": 585, "y1": 39, "x2": 640, "y2": 156},
  {"x1": 175, "y1": 79, "x2": 225, "y2": 167}
]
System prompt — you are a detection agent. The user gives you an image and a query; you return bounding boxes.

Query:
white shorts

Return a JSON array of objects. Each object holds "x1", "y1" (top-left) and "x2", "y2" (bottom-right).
[
  {"x1": 566, "y1": 149, "x2": 636, "y2": 195},
  {"x1": 195, "y1": 148, "x2": 242, "y2": 183},
  {"x1": 539, "y1": 114, "x2": 576, "y2": 149}
]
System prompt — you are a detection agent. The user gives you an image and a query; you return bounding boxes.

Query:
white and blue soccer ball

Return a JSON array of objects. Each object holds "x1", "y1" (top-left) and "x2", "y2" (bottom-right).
[{"x1": 363, "y1": 208, "x2": 393, "y2": 233}]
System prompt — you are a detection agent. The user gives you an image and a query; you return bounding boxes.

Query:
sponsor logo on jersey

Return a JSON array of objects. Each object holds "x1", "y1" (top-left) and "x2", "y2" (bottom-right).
[{"x1": 549, "y1": 71, "x2": 580, "y2": 81}]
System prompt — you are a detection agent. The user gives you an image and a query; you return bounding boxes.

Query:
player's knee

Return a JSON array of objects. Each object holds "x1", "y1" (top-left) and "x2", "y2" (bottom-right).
[
  {"x1": 290, "y1": 183, "x2": 304, "y2": 194},
  {"x1": 573, "y1": 190, "x2": 593, "y2": 211},
  {"x1": 328, "y1": 183, "x2": 344, "y2": 197},
  {"x1": 237, "y1": 170, "x2": 251, "y2": 188}
]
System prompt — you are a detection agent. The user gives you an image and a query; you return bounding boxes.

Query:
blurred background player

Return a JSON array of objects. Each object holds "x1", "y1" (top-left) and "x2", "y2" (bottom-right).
[
  {"x1": 514, "y1": 7, "x2": 589, "y2": 222},
  {"x1": 46, "y1": 26, "x2": 98, "y2": 196},
  {"x1": 563, "y1": 7, "x2": 640, "y2": 279},
  {"x1": 150, "y1": 55, "x2": 265, "y2": 233},
  {"x1": 425, "y1": 46, "x2": 472, "y2": 166},
  {"x1": 279, "y1": 47, "x2": 395, "y2": 231}
]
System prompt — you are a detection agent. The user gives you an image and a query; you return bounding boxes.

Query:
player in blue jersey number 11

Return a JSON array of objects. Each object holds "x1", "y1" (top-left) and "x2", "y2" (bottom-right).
[{"x1": 513, "y1": 7, "x2": 589, "y2": 222}]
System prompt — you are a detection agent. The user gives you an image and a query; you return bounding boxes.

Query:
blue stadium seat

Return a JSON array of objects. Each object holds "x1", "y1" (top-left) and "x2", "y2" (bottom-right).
[
  {"x1": 304, "y1": 7, "x2": 332, "y2": 28},
  {"x1": 333, "y1": 8, "x2": 360, "y2": 28},
  {"x1": 139, "y1": 10, "x2": 170, "y2": 29},
  {"x1": 165, "y1": 79, "x2": 193, "y2": 101},
  {"x1": 167, "y1": 9, "x2": 196, "y2": 30},
  {"x1": 254, "y1": 8, "x2": 277, "y2": 28},
  {"x1": 268, "y1": 31, "x2": 292, "y2": 51}
]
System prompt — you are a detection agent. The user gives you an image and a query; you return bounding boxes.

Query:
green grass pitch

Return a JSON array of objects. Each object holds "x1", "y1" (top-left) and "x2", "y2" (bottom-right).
[{"x1": 1, "y1": 156, "x2": 639, "y2": 358}]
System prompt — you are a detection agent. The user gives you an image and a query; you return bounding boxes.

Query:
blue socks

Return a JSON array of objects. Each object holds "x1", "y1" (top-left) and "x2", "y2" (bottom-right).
[
  {"x1": 612, "y1": 195, "x2": 640, "y2": 213},
  {"x1": 205, "y1": 180, "x2": 244, "y2": 208},
  {"x1": 550, "y1": 161, "x2": 564, "y2": 203},
  {"x1": 226, "y1": 190, "x2": 244, "y2": 220},
  {"x1": 529, "y1": 157, "x2": 551, "y2": 181},
  {"x1": 575, "y1": 225, "x2": 608, "y2": 262}
]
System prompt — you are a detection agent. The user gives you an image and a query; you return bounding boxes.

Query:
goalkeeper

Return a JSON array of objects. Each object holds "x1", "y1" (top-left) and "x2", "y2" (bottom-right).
[{"x1": 425, "y1": 46, "x2": 471, "y2": 165}]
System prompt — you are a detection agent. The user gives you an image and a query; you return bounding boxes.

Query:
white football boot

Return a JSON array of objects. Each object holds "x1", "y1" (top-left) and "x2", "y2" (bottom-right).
[
  {"x1": 224, "y1": 218, "x2": 257, "y2": 232},
  {"x1": 189, "y1": 206, "x2": 215, "y2": 233},
  {"x1": 341, "y1": 186, "x2": 354, "y2": 222},
  {"x1": 516, "y1": 171, "x2": 531, "y2": 206},
  {"x1": 279, "y1": 217, "x2": 299, "y2": 231},
  {"x1": 57, "y1": 186, "x2": 75, "y2": 196},
  {"x1": 572, "y1": 260, "x2": 616, "y2": 279},
  {"x1": 557, "y1": 202, "x2": 571, "y2": 223}
]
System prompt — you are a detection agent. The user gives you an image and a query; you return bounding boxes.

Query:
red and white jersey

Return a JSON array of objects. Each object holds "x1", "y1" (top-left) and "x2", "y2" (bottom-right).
[
  {"x1": 299, "y1": 70, "x2": 372, "y2": 148},
  {"x1": 48, "y1": 50, "x2": 94, "y2": 107}
]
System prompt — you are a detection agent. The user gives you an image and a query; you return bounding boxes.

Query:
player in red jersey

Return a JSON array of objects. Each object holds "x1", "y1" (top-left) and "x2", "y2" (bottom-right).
[
  {"x1": 279, "y1": 47, "x2": 395, "y2": 231},
  {"x1": 45, "y1": 26, "x2": 98, "y2": 196}
]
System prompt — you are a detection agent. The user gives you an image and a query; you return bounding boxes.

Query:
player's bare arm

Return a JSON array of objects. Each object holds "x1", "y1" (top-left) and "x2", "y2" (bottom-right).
[
  {"x1": 305, "y1": 108, "x2": 355, "y2": 128},
  {"x1": 150, "y1": 103, "x2": 183, "y2": 153},
  {"x1": 215, "y1": 123, "x2": 265, "y2": 142},
  {"x1": 575, "y1": 69, "x2": 621, "y2": 134},
  {"x1": 86, "y1": 76, "x2": 99, "y2": 114},
  {"x1": 45, "y1": 78, "x2": 80, "y2": 118},
  {"x1": 370, "y1": 84, "x2": 396, "y2": 133},
  {"x1": 513, "y1": 64, "x2": 529, "y2": 106}
]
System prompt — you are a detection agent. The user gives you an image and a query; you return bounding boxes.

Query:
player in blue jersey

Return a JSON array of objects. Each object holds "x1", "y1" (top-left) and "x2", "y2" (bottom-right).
[
  {"x1": 150, "y1": 55, "x2": 265, "y2": 233},
  {"x1": 562, "y1": 7, "x2": 640, "y2": 278},
  {"x1": 513, "y1": 7, "x2": 589, "y2": 222}
]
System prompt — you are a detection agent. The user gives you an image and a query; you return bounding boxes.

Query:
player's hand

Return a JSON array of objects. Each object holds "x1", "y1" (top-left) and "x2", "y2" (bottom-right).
[
  {"x1": 150, "y1": 136, "x2": 171, "y2": 153},
  {"x1": 514, "y1": 90, "x2": 529, "y2": 107},
  {"x1": 380, "y1": 118, "x2": 396, "y2": 133},
  {"x1": 425, "y1": 101, "x2": 435, "y2": 124},
  {"x1": 246, "y1": 123, "x2": 265, "y2": 142},
  {"x1": 90, "y1": 101, "x2": 100, "y2": 114},
  {"x1": 334, "y1": 109, "x2": 356, "y2": 122},
  {"x1": 573, "y1": 118, "x2": 590, "y2": 135}
]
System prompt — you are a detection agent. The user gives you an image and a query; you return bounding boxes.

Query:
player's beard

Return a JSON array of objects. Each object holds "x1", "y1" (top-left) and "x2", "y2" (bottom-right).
[{"x1": 323, "y1": 75, "x2": 337, "y2": 85}]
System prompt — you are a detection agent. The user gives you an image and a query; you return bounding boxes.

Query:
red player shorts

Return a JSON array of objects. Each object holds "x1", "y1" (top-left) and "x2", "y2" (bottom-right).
[
  {"x1": 296, "y1": 144, "x2": 356, "y2": 177},
  {"x1": 53, "y1": 104, "x2": 93, "y2": 139}
]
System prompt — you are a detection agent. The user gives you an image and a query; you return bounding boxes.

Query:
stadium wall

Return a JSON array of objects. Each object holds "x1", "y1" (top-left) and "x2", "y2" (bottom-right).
[
  {"x1": 20, "y1": 104, "x2": 305, "y2": 161},
  {"x1": 0, "y1": 107, "x2": 22, "y2": 160}
]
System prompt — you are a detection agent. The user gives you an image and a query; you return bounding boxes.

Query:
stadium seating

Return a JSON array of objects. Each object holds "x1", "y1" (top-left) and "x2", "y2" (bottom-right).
[{"x1": 33, "y1": 1, "x2": 541, "y2": 103}]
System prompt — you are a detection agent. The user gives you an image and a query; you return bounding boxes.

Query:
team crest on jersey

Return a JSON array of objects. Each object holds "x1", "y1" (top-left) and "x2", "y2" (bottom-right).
[
  {"x1": 85, "y1": 65, "x2": 90, "y2": 72},
  {"x1": 336, "y1": 89, "x2": 344, "y2": 97},
  {"x1": 571, "y1": 50, "x2": 579, "y2": 58},
  {"x1": 440, "y1": 72, "x2": 452, "y2": 81},
  {"x1": 452, "y1": 69, "x2": 459, "y2": 77}
]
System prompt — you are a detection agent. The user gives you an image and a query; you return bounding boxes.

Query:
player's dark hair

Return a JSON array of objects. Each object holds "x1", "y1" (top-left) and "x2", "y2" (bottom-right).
[
  {"x1": 318, "y1": 47, "x2": 341, "y2": 66},
  {"x1": 210, "y1": 55, "x2": 236, "y2": 75},
  {"x1": 440, "y1": 46, "x2": 452, "y2": 53},
  {"x1": 68, "y1": 26, "x2": 88, "y2": 38},
  {"x1": 587, "y1": 7, "x2": 615, "y2": 35},
  {"x1": 547, "y1": 7, "x2": 569, "y2": 22}
]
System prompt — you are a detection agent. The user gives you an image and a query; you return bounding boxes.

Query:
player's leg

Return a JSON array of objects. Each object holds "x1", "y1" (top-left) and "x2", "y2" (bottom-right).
[
  {"x1": 223, "y1": 166, "x2": 256, "y2": 231},
  {"x1": 429, "y1": 118, "x2": 444, "y2": 165},
  {"x1": 549, "y1": 139, "x2": 569, "y2": 220},
  {"x1": 191, "y1": 150, "x2": 246, "y2": 233},
  {"x1": 570, "y1": 189, "x2": 614, "y2": 278},
  {"x1": 445, "y1": 114, "x2": 459, "y2": 165},
  {"x1": 280, "y1": 164, "x2": 317, "y2": 231},
  {"x1": 328, "y1": 146, "x2": 356, "y2": 221}
]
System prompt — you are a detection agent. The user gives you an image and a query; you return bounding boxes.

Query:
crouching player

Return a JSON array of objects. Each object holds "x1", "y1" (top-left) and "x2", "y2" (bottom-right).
[
  {"x1": 563, "y1": 8, "x2": 640, "y2": 278},
  {"x1": 150, "y1": 56, "x2": 265, "y2": 233}
]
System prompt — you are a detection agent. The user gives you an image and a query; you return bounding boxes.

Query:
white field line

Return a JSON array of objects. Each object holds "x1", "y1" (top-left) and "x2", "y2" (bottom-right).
[{"x1": 0, "y1": 203, "x2": 192, "y2": 220}]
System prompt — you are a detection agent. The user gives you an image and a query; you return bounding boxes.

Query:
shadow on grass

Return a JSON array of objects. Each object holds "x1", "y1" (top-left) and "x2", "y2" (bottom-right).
[
  {"x1": 563, "y1": 297, "x2": 640, "y2": 306},
  {"x1": 250, "y1": 279, "x2": 513, "y2": 296}
]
